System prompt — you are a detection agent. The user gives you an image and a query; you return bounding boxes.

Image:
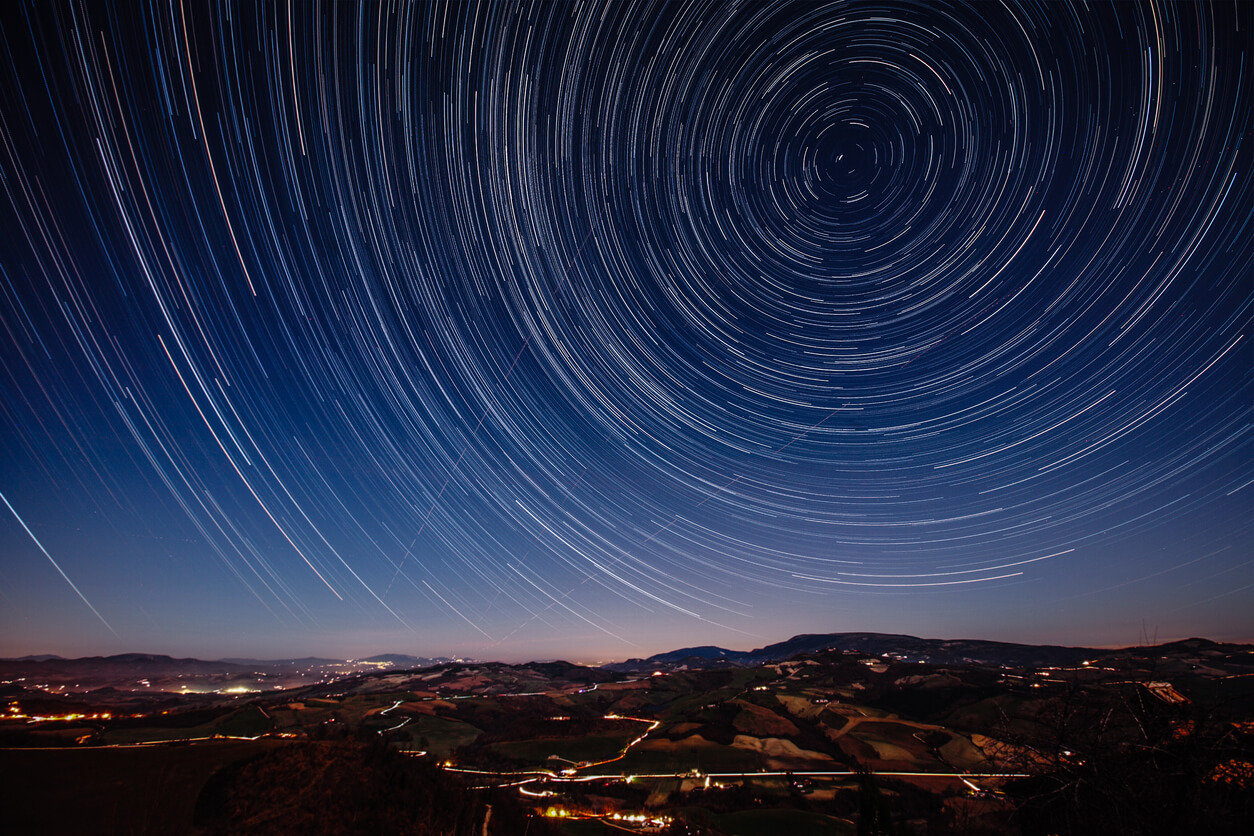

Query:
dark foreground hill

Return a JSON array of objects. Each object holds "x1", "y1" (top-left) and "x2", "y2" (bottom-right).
[
  {"x1": 196, "y1": 737, "x2": 554, "y2": 836},
  {"x1": 0, "y1": 737, "x2": 556, "y2": 836}
]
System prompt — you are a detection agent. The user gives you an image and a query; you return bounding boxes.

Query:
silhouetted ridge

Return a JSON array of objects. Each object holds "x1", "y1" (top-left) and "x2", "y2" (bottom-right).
[{"x1": 600, "y1": 631, "x2": 1246, "y2": 673}]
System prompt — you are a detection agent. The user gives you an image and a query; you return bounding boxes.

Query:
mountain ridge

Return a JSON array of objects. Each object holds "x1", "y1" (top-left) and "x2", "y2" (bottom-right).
[
  {"x1": 5, "y1": 633, "x2": 1250, "y2": 688},
  {"x1": 601, "y1": 631, "x2": 1254, "y2": 673}
]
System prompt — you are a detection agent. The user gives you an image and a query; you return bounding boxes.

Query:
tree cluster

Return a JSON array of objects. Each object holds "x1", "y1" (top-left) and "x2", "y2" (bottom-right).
[{"x1": 195, "y1": 736, "x2": 556, "y2": 836}]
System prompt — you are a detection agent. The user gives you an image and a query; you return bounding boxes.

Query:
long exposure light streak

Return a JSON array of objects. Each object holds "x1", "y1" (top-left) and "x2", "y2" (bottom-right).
[{"x1": 0, "y1": 0, "x2": 1249, "y2": 658}]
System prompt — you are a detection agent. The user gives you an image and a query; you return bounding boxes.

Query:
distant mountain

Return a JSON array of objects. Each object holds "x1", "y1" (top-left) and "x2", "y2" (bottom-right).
[
  {"x1": 648, "y1": 645, "x2": 738, "y2": 664},
  {"x1": 3, "y1": 654, "x2": 64, "y2": 662},
  {"x1": 0, "y1": 652, "x2": 475, "y2": 694},
  {"x1": 8, "y1": 634, "x2": 1247, "y2": 696},
  {"x1": 105, "y1": 653, "x2": 214, "y2": 665},
  {"x1": 357, "y1": 653, "x2": 459, "y2": 668},
  {"x1": 0, "y1": 653, "x2": 252, "y2": 677},
  {"x1": 0, "y1": 653, "x2": 362, "y2": 694},
  {"x1": 744, "y1": 633, "x2": 1099, "y2": 668},
  {"x1": 219, "y1": 657, "x2": 344, "y2": 667},
  {"x1": 602, "y1": 632, "x2": 1254, "y2": 673}
]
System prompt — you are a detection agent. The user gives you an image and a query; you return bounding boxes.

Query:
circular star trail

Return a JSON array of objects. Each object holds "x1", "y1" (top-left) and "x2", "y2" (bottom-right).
[{"x1": 0, "y1": 1, "x2": 1250, "y2": 656}]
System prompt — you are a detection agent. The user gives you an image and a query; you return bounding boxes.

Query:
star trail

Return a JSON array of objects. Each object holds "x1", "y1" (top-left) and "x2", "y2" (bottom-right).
[{"x1": 1, "y1": 1, "x2": 1250, "y2": 661}]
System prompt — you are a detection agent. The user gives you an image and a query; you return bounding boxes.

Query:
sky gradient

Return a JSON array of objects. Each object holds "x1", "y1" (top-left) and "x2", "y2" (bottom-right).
[{"x1": 1, "y1": 1, "x2": 1251, "y2": 663}]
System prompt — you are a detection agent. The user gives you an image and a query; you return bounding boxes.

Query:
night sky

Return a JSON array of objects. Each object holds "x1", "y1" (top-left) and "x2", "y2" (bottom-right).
[{"x1": 1, "y1": 1, "x2": 1250, "y2": 663}]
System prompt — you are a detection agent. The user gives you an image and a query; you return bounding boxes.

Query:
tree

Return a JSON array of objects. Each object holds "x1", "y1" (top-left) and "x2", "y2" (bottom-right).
[
  {"x1": 857, "y1": 768, "x2": 897, "y2": 836},
  {"x1": 195, "y1": 736, "x2": 557, "y2": 836},
  {"x1": 1000, "y1": 681, "x2": 1254, "y2": 835}
]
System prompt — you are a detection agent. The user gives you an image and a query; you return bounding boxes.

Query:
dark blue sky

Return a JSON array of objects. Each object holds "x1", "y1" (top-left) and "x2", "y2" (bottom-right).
[{"x1": 1, "y1": 1, "x2": 1250, "y2": 663}]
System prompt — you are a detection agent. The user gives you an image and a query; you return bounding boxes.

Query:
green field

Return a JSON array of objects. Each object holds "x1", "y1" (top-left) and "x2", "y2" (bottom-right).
[
  {"x1": 97, "y1": 705, "x2": 272, "y2": 744},
  {"x1": 394, "y1": 714, "x2": 482, "y2": 755},
  {"x1": 612, "y1": 738, "x2": 763, "y2": 774},
  {"x1": 489, "y1": 729, "x2": 639, "y2": 765}
]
